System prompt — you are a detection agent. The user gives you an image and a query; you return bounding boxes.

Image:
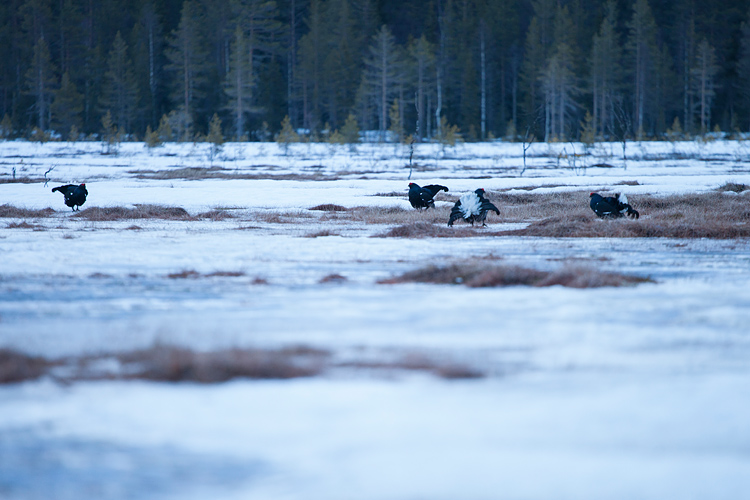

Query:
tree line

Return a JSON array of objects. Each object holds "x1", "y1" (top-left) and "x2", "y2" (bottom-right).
[{"x1": 3, "y1": 0, "x2": 750, "y2": 143}]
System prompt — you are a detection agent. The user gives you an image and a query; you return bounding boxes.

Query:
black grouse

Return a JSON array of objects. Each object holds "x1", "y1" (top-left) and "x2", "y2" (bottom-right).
[
  {"x1": 408, "y1": 182, "x2": 449, "y2": 209},
  {"x1": 52, "y1": 183, "x2": 88, "y2": 211},
  {"x1": 448, "y1": 188, "x2": 500, "y2": 226},
  {"x1": 589, "y1": 192, "x2": 639, "y2": 219}
]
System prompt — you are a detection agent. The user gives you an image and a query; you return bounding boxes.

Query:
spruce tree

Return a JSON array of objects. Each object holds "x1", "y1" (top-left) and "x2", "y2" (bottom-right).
[{"x1": 51, "y1": 71, "x2": 83, "y2": 135}]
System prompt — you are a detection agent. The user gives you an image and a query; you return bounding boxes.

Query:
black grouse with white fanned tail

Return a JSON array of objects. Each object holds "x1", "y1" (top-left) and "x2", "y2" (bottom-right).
[
  {"x1": 589, "y1": 192, "x2": 639, "y2": 219},
  {"x1": 408, "y1": 183, "x2": 449, "y2": 209},
  {"x1": 52, "y1": 183, "x2": 88, "y2": 211},
  {"x1": 447, "y1": 188, "x2": 500, "y2": 226}
]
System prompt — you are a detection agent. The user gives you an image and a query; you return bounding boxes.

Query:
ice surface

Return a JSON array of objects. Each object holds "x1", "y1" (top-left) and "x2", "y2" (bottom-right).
[{"x1": 1, "y1": 140, "x2": 750, "y2": 499}]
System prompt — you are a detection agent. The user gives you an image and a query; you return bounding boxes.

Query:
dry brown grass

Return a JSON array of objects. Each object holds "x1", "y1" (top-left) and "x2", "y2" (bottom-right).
[
  {"x1": 379, "y1": 262, "x2": 653, "y2": 288},
  {"x1": 166, "y1": 269, "x2": 245, "y2": 279},
  {"x1": 130, "y1": 167, "x2": 340, "y2": 181},
  {"x1": 374, "y1": 221, "x2": 476, "y2": 238},
  {"x1": 197, "y1": 209, "x2": 235, "y2": 220},
  {"x1": 310, "y1": 203, "x2": 348, "y2": 212},
  {"x1": 304, "y1": 229, "x2": 340, "y2": 238},
  {"x1": 6, "y1": 221, "x2": 45, "y2": 229},
  {"x1": 74, "y1": 204, "x2": 194, "y2": 221},
  {"x1": 0, "y1": 345, "x2": 486, "y2": 384},
  {"x1": 250, "y1": 210, "x2": 315, "y2": 224},
  {"x1": 0, "y1": 177, "x2": 45, "y2": 184},
  {"x1": 0, "y1": 204, "x2": 55, "y2": 218},
  {"x1": 717, "y1": 182, "x2": 749, "y2": 193},
  {"x1": 338, "y1": 352, "x2": 484, "y2": 379},
  {"x1": 116, "y1": 345, "x2": 329, "y2": 382},
  {"x1": 319, "y1": 273, "x2": 348, "y2": 283},
  {"x1": 492, "y1": 191, "x2": 750, "y2": 239},
  {"x1": 0, "y1": 349, "x2": 53, "y2": 383}
]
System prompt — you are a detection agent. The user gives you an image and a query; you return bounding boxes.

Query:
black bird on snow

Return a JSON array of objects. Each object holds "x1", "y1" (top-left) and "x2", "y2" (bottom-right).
[
  {"x1": 589, "y1": 192, "x2": 639, "y2": 219},
  {"x1": 447, "y1": 188, "x2": 500, "y2": 227},
  {"x1": 408, "y1": 182, "x2": 449, "y2": 209},
  {"x1": 52, "y1": 183, "x2": 88, "y2": 211}
]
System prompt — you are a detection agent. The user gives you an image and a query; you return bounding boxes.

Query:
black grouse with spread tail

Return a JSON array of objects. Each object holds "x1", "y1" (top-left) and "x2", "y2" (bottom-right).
[
  {"x1": 52, "y1": 183, "x2": 88, "y2": 211},
  {"x1": 408, "y1": 183, "x2": 449, "y2": 209},
  {"x1": 589, "y1": 192, "x2": 639, "y2": 219},
  {"x1": 448, "y1": 188, "x2": 500, "y2": 226}
]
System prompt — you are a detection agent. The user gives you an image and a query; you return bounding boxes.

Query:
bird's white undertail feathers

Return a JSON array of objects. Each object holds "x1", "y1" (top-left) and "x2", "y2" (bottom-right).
[
  {"x1": 619, "y1": 193, "x2": 628, "y2": 205},
  {"x1": 459, "y1": 192, "x2": 481, "y2": 217}
]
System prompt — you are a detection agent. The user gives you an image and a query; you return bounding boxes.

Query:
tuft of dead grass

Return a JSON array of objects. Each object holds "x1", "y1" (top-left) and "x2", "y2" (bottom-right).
[
  {"x1": 379, "y1": 262, "x2": 653, "y2": 288},
  {"x1": 374, "y1": 221, "x2": 476, "y2": 238},
  {"x1": 115, "y1": 345, "x2": 330, "y2": 382},
  {"x1": 166, "y1": 269, "x2": 245, "y2": 279},
  {"x1": 74, "y1": 204, "x2": 194, "y2": 221},
  {"x1": 717, "y1": 182, "x2": 749, "y2": 193},
  {"x1": 310, "y1": 204, "x2": 348, "y2": 212},
  {"x1": 0, "y1": 177, "x2": 45, "y2": 184},
  {"x1": 319, "y1": 273, "x2": 348, "y2": 283},
  {"x1": 305, "y1": 229, "x2": 340, "y2": 238},
  {"x1": 6, "y1": 221, "x2": 43, "y2": 229},
  {"x1": 0, "y1": 205, "x2": 55, "y2": 218},
  {"x1": 0, "y1": 349, "x2": 52, "y2": 383},
  {"x1": 197, "y1": 209, "x2": 235, "y2": 220}
]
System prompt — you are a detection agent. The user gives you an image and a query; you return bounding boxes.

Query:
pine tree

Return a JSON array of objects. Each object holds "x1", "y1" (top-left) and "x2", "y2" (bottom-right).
[
  {"x1": 25, "y1": 36, "x2": 57, "y2": 131},
  {"x1": 132, "y1": 1, "x2": 164, "y2": 130},
  {"x1": 101, "y1": 31, "x2": 138, "y2": 134},
  {"x1": 739, "y1": 7, "x2": 750, "y2": 131},
  {"x1": 408, "y1": 35, "x2": 435, "y2": 141},
  {"x1": 590, "y1": 0, "x2": 623, "y2": 139},
  {"x1": 224, "y1": 25, "x2": 255, "y2": 138},
  {"x1": 626, "y1": 0, "x2": 658, "y2": 139},
  {"x1": 297, "y1": 0, "x2": 324, "y2": 132},
  {"x1": 165, "y1": 0, "x2": 209, "y2": 140},
  {"x1": 691, "y1": 39, "x2": 718, "y2": 134},
  {"x1": 225, "y1": 0, "x2": 283, "y2": 137},
  {"x1": 362, "y1": 25, "x2": 403, "y2": 141}
]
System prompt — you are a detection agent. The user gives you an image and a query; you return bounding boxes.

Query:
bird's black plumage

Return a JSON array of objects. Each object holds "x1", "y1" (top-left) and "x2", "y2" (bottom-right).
[
  {"x1": 589, "y1": 192, "x2": 639, "y2": 219},
  {"x1": 447, "y1": 188, "x2": 500, "y2": 226},
  {"x1": 52, "y1": 183, "x2": 88, "y2": 211},
  {"x1": 408, "y1": 183, "x2": 449, "y2": 209}
]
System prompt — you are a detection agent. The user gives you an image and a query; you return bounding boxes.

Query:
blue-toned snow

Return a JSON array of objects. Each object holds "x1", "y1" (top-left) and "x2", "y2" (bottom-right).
[{"x1": 1, "y1": 140, "x2": 750, "y2": 499}]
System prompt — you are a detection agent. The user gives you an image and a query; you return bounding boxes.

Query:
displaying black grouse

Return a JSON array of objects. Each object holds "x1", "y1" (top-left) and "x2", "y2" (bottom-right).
[
  {"x1": 408, "y1": 182, "x2": 449, "y2": 209},
  {"x1": 52, "y1": 183, "x2": 88, "y2": 211},
  {"x1": 448, "y1": 188, "x2": 500, "y2": 226},
  {"x1": 589, "y1": 192, "x2": 639, "y2": 219}
]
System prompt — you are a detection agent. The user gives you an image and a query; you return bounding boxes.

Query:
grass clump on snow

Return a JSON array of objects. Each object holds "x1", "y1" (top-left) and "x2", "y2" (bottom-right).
[
  {"x1": 74, "y1": 204, "x2": 194, "y2": 221},
  {"x1": 117, "y1": 345, "x2": 329, "y2": 382},
  {"x1": 494, "y1": 190, "x2": 750, "y2": 239},
  {"x1": 0, "y1": 204, "x2": 55, "y2": 218},
  {"x1": 380, "y1": 262, "x2": 653, "y2": 288},
  {"x1": 0, "y1": 349, "x2": 53, "y2": 383}
]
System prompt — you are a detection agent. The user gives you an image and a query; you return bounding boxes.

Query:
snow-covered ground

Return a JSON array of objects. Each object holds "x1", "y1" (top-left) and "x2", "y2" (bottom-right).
[{"x1": 1, "y1": 139, "x2": 750, "y2": 499}]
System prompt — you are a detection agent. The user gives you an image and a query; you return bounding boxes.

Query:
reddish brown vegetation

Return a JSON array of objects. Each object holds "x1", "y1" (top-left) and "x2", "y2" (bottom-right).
[
  {"x1": 380, "y1": 262, "x2": 653, "y2": 288},
  {"x1": 74, "y1": 204, "x2": 194, "y2": 221},
  {"x1": 0, "y1": 204, "x2": 55, "y2": 218}
]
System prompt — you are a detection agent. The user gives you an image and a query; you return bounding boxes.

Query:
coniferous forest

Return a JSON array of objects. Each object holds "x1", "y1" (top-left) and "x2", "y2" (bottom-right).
[{"x1": 3, "y1": 0, "x2": 750, "y2": 143}]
